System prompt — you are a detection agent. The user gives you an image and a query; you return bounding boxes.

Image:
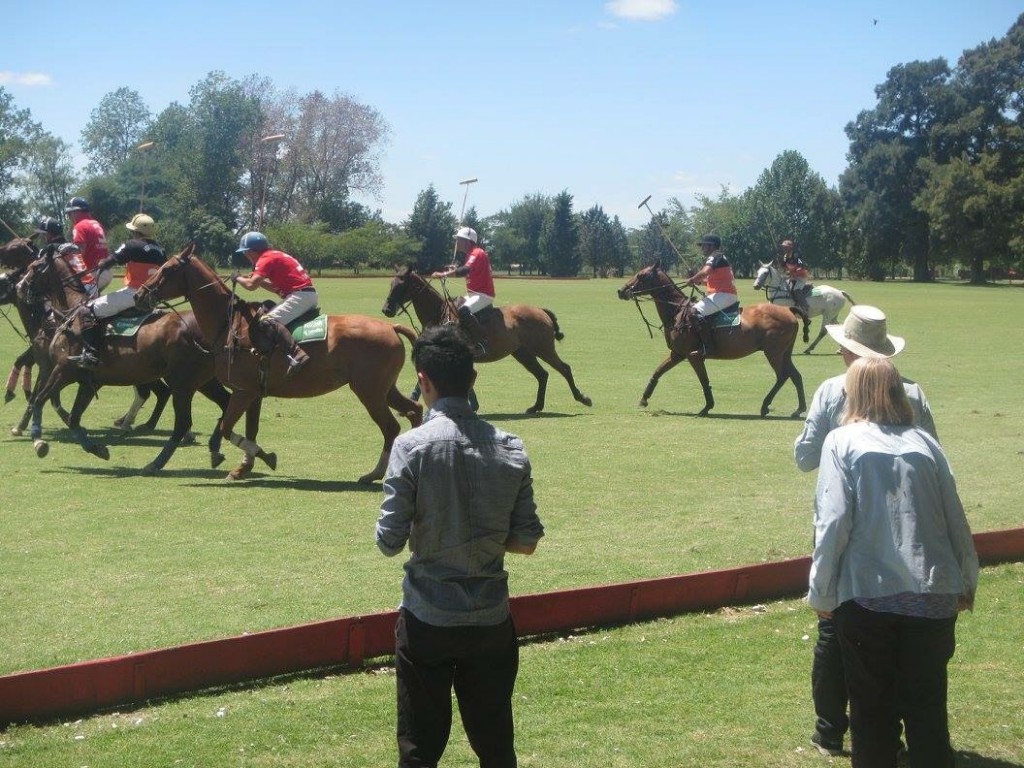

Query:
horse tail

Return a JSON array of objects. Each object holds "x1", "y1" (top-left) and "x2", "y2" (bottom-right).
[
  {"x1": 841, "y1": 291, "x2": 856, "y2": 305},
  {"x1": 392, "y1": 324, "x2": 418, "y2": 347},
  {"x1": 542, "y1": 309, "x2": 565, "y2": 341}
]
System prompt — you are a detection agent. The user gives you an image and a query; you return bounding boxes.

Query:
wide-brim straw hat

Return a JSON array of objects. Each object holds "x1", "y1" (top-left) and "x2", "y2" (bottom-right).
[{"x1": 825, "y1": 305, "x2": 905, "y2": 359}]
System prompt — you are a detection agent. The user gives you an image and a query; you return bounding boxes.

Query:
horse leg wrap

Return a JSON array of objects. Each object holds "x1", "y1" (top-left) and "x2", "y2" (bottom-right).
[
  {"x1": 229, "y1": 432, "x2": 259, "y2": 459},
  {"x1": 6, "y1": 369, "x2": 18, "y2": 393}
]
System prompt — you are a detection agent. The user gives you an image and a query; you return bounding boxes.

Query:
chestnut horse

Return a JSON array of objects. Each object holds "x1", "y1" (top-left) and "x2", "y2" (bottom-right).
[
  {"x1": 381, "y1": 266, "x2": 592, "y2": 413},
  {"x1": 135, "y1": 245, "x2": 422, "y2": 482},
  {"x1": 617, "y1": 262, "x2": 806, "y2": 418},
  {"x1": 18, "y1": 245, "x2": 230, "y2": 471},
  {"x1": 0, "y1": 237, "x2": 172, "y2": 433}
]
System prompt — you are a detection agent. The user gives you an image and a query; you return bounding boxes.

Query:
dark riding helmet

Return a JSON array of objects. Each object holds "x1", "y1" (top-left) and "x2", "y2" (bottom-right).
[
  {"x1": 235, "y1": 231, "x2": 270, "y2": 256},
  {"x1": 34, "y1": 217, "x2": 64, "y2": 238},
  {"x1": 64, "y1": 196, "x2": 91, "y2": 213},
  {"x1": 699, "y1": 234, "x2": 721, "y2": 249}
]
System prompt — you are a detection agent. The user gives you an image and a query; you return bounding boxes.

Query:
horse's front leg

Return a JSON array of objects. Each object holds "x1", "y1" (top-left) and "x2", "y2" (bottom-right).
[
  {"x1": 67, "y1": 380, "x2": 109, "y2": 461},
  {"x1": 685, "y1": 352, "x2": 715, "y2": 416},
  {"x1": 221, "y1": 393, "x2": 274, "y2": 480},
  {"x1": 639, "y1": 353, "x2": 683, "y2": 408}
]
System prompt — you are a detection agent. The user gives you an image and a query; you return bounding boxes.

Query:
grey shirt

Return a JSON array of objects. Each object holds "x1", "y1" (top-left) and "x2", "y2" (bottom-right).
[{"x1": 376, "y1": 397, "x2": 544, "y2": 627}]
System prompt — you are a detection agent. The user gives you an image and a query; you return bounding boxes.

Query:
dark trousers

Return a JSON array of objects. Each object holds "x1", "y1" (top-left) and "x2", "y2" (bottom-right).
[
  {"x1": 395, "y1": 608, "x2": 519, "y2": 768},
  {"x1": 834, "y1": 601, "x2": 957, "y2": 768},
  {"x1": 812, "y1": 616, "x2": 849, "y2": 746}
]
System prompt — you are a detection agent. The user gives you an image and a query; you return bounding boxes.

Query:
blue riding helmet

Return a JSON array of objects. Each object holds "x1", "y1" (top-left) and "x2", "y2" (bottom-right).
[
  {"x1": 235, "y1": 231, "x2": 270, "y2": 256},
  {"x1": 65, "y1": 196, "x2": 91, "y2": 213}
]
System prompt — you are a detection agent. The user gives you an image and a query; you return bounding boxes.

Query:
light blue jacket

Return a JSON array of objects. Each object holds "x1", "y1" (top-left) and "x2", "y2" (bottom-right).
[{"x1": 808, "y1": 422, "x2": 978, "y2": 612}]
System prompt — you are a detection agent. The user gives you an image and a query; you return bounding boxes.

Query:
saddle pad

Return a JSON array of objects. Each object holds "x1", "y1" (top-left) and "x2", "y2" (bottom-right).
[
  {"x1": 104, "y1": 311, "x2": 161, "y2": 337},
  {"x1": 809, "y1": 286, "x2": 824, "y2": 298},
  {"x1": 710, "y1": 307, "x2": 742, "y2": 329},
  {"x1": 288, "y1": 314, "x2": 328, "y2": 343}
]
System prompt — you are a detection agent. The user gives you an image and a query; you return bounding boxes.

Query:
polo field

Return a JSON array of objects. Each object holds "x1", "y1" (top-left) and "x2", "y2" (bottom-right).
[{"x1": 1, "y1": 272, "x2": 1021, "y2": 766}]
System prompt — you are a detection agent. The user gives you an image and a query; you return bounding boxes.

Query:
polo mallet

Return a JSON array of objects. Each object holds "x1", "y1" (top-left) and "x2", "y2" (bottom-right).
[{"x1": 450, "y1": 177, "x2": 478, "y2": 266}]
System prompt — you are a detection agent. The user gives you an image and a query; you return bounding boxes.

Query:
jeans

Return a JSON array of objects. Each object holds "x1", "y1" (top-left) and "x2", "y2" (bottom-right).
[
  {"x1": 812, "y1": 616, "x2": 849, "y2": 746},
  {"x1": 395, "y1": 609, "x2": 519, "y2": 768},
  {"x1": 834, "y1": 600, "x2": 957, "y2": 768}
]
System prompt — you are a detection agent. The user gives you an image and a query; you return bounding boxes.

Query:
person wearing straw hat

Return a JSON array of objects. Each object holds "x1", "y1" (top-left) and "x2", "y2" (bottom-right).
[
  {"x1": 794, "y1": 304, "x2": 938, "y2": 759},
  {"x1": 68, "y1": 214, "x2": 166, "y2": 370}
]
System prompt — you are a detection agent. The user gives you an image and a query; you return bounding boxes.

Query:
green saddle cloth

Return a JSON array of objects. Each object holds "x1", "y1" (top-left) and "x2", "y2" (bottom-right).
[
  {"x1": 288, "y1": 314, "x2": 328, "y2": 343},
  {"x1": 104, "y1": 311, "x2": 159, "y2": 337},
  {"x1": 710, "y1": 307, "x2": 742, "y2": 329}
]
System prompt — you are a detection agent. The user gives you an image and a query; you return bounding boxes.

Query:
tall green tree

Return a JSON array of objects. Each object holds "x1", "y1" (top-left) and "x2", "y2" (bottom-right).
[
  {"x1": 22, "y1": 135, "x2": 78, "y2": 222},
  {"x1": 488, "y1": 193, "x2": 551, "y2": 273},
  {"x1": 541, "y1": 191, "x2": 579, "y2": 277},
  {"x1": 0, "y1": 87, "x2": 41, "y2": 225},
  {"x1": 841, "y1": 59, "x2": 955, "y2": 280},
  {"x1": 404, "y1": 184, "x2": 456, "y2": 272},
  {"x1": 80, "y1": 87, "x2": 152, "y2": 176}
]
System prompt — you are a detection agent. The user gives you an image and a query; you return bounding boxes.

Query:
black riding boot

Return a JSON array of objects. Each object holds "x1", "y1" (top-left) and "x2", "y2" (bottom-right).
[
  {"x1": 457, "y1": 305, "x2": 488, "y2": 359},
  {"x1": 68, "y1": 306, "x2": 102, "y2": 369},
  {"x1": 260, "y1": 317, "x2": 310, "y2": 377},
  {"x1": 693, "y1": 314, "x2": 715, "y2": 357}
]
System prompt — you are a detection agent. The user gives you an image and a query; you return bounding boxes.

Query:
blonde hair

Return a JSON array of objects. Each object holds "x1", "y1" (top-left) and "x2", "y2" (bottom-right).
[{"x1": 842, "y1": 357, "x2": 914, "y2": 427}]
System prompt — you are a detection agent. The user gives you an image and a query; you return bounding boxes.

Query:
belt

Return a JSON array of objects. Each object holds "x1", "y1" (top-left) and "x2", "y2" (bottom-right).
[{"x1": 294, "y1": 287, "x2": 316, "y2": 293}]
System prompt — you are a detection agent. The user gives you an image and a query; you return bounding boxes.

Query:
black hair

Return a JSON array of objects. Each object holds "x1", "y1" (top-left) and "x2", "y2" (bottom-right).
[{"x1": 411, "y1": 325, "x2": 475, "y2": 398}]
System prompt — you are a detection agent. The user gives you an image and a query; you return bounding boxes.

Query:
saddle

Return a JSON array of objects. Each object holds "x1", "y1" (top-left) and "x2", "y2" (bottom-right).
[{"x1": 103, "y1": 308, "x2": 164, "y2": 338}]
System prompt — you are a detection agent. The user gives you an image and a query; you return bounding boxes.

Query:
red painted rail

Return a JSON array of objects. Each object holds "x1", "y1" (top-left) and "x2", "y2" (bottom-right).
[{"x1": 2, "y1": 527, "x2": 1021, "y2": 725}]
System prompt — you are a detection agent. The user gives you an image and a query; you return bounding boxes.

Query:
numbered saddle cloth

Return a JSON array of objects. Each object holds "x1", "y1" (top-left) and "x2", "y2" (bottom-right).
[{"x1": 288, "y1": 314, "x2": 328, "y2": 343}]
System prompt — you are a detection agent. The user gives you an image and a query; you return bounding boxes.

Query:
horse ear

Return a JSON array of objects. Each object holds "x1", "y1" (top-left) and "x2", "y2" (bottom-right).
[{"x1": 652, "y1": 259, "x2": 662, "y2": 271}]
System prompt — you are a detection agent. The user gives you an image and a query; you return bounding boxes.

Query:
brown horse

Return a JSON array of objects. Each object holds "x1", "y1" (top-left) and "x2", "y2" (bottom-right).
[
  {"x1": 617, "y1": 262, "x2": 806, "y2": 418},
  {"x1": 18, "y1": 245, "x2": 231, "y2": 471},
  {"x1": 134, "y1": 245, "x2": 423, "y2": 482},
  {"x1": 0, "y1": 237, "x2": 172, "y2": 431},
  {"x1": 381, "y1": 266, "x2": 592, "y2": 413}
]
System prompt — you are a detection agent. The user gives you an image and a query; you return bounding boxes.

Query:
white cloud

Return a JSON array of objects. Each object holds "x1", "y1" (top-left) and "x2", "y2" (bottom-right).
[
  {"x1": 0, "y1": 71, "x2": 53, "y2": 86},
  {"x1": 605, "y1": 0, "x2": 677, "y2": 22}
]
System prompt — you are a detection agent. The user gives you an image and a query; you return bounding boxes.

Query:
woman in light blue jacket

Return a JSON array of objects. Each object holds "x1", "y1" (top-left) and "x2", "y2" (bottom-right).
[{"x1": 808, "y1": 356, "x2": 978, "y2": 768}]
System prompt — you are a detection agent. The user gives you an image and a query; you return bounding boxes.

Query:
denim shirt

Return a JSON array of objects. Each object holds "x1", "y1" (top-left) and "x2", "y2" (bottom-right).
[
  {"x1": 808, "y1": 422, "x2": 978, "y2": 613},
  {"x1": 795, "y1": 373, "x2": 937, "y2": 472},
  {"x1": 376, "y1": 397, "x2": 544, "y2": 627}
]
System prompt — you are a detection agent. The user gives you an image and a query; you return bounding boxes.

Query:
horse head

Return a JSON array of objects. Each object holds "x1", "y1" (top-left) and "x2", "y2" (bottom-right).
[
  {"x1": 381, "y1": 265, "x2": 418, "y2": 318},
  {"x1": 17, "y1": 247, "x2": 87, "y2": 311},
  {"x1": 135, "y1": 243, "x2": 198, "y2": 311},
  {"x1": 0, "y1": 265, "x2": 26, "y2": 305},
  {"x1": 0, "y1": 237, "x2": 38, "y2": 271},
  {"x1": 617, "y1": 262, "x2": 672, "y2": 301}
]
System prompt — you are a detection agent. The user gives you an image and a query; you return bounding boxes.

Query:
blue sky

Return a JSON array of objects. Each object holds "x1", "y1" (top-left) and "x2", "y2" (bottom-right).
[{"x1": 4, "y1": 1, "x2": 1021, "y2": 228}]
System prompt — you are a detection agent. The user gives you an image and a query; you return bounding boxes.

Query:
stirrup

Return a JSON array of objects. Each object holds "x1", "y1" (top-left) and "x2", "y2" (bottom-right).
[
  {"x1": 69, "y1": 349, "x2": 100, "y2": 370},
  {"x1": 285, "y1": 354, "x2": 310, "y2": 377}
]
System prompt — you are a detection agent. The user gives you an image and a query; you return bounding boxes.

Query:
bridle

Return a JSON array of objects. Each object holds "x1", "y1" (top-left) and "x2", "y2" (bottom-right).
[{"x1": 623, "y1": 267, "x2": 692, "y2": 338}]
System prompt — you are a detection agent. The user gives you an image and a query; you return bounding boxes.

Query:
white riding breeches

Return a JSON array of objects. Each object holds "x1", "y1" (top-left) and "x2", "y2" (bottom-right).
[
  {"x1": 89, "y1": 286, "x2": 138, "y2": 319},
  {"x1": 85, "y1": 267, "x2": 113, "y2": 299},
  {"x1": 266, "y1": 289, "x2": 318, "y2": 326},
  {"x1": 463, "y1": 292, "x2": 493, "y2": 314},
  {"x1": 693, "y1": 292, "x2": 738, "y2": 317}
]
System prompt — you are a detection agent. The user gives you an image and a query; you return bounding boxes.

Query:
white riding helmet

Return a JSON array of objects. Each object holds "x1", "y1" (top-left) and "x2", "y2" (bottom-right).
[{"x1": 455, "y1": 226, "x2": 478, "y2": 243}]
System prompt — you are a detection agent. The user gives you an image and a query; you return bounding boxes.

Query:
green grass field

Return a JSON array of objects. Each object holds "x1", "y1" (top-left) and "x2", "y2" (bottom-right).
[{"x1": 1, "y1": 273, "x2": 1022, "y2": 764}]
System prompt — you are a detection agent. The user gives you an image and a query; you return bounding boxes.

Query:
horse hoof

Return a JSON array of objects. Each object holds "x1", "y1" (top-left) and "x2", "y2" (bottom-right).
[
  {"x1": 526, "y1": 406, "x2": 542, "y2": 414},
  {"x1": 4, "y1": 391, "x2": 14, "y2": 404},
  {"x1": 113, "y1": 416, "x2": 126, "y2": 428},
  {"x1": 33, "y1": 439, "x2": 49, "y2": 458},
  {"x1": 182, "y1": 431, "x2": 198, "y2": 446},
  {"x1": 227, "y1": 466, "x2": 251, "y2": 481},
  {"x1": 90, "y1": 444, "x2": 111, "y2": 461},
  {"x1": 261, "y1": 452, "x2": 277, "y2": 471},
  {"x1": 580, "y1": 396, "x2": 593, "y2": 407},
  {"x1": 140, "y1": 463, "x2": 159, "y2": 476},
  {"x1": 357, "y1": 472, "x2": 380, "y2": 485},
  {"x1": 790, "y1": 409, "x2": 806, "y2": 419},
  {"x1": 210, "y1": 452, "x2": 226, "y2": 469},
  {"x1": 638, "y1": 400, "x2": 649, "y2": 409},
  {"x1": 11, "y1": 426, "x2": 23, "y2": 437}
]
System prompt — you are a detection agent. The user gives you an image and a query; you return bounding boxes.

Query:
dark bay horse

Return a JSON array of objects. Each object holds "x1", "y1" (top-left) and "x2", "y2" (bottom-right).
[
  {"x1": 1, "y1": 237, "x2": 171, "y2": 434},
  {"x1": 18, "y1": 245, "x2": 230, "y2": 472},
  {"x1": 617, "y1": 262, "x2": 806, "y2": 417},
  {"x1": 381, "y1": 266, "x2": 592, "y2": 413},
  {"x1": 134, "y1": 245, "x2": 423, "y2": 482}
]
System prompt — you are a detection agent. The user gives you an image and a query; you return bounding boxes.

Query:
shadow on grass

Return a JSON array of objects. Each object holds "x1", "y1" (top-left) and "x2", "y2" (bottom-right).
[
  {"x1": 957, "y1": 753, "x2": 1024, "y2": 767},
  {"x1": 481, "y1": 411, "x2": 589, "y2": 422},
  {"x1": 639, "y1": 409, "x2": 804, "y2": 422},
  {"x1": 204, "y1": 476, "x2": 381, "y2": 492}
]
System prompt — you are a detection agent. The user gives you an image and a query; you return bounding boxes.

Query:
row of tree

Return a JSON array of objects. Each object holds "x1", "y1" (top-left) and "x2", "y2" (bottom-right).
[{"x1": 1, "y1": 14, "x2": 1021, "y2": 282}]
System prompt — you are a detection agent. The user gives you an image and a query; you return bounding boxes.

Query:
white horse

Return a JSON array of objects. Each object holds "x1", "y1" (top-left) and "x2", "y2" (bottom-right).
[{"x1": 752, "y1": 262, "x2": 855, "y2": 353}]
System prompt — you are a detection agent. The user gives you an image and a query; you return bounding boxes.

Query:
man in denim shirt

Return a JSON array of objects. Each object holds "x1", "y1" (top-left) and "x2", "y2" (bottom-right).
[{"x1": 377, "y1": 325, "x2": 544, "y2": 768}]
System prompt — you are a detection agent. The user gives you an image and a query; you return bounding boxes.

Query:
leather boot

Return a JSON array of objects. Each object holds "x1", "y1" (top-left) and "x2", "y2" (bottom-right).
[
  {"x1": 457, "y1": 305, "x2": 488, "y2": 359},
  {"x1": 261, "y1": 317, "x2": 310, "y2": 377},
  {"x1": 68, "y1": 305, "x2": 102, "y2": 369},
  {"x1": 693, "y1": 313, "x2": 715, "y2": 357}
]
